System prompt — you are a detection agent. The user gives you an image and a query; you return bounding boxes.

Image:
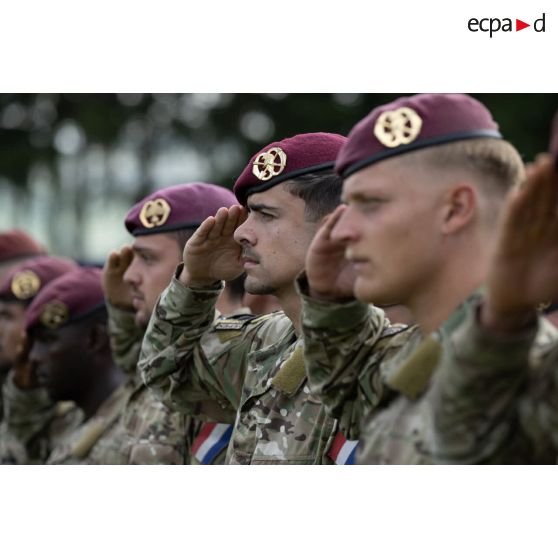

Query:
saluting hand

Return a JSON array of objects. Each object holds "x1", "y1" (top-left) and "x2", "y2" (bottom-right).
[
  {"x1": 12, "y1": 331, "x2": 37, "y2": 390},
  {"x1": 180, "y1": 205, "x2": 247, "y2": 287},
  {"x1": 102, "y1": 245, "x2": 134, "y2": 310},
  {"x1": 482, "y1": 154, "x2": 558, "y2": 332},
  {"x1": 305, "y1": 205, "x2": 356, "y2": 301}
]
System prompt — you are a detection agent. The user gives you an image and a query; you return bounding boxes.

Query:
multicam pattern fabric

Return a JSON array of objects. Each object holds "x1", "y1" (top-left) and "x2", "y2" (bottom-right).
[
  {"x1": 107, "y1": 304, "x2": 146, "y2": 381},
  {"x1": 46, "y1": 383, "x2": 133, "y2": 464},
  {"x1": 428, "y1": 302, "x2": 558, "y2": 464},
  {"x1": 298, "y1": 281, "x2": 436, "y2": 464},
  {"x1": 139, "y1": 276, "x2": 347, "y2": 464},
  {"x1": 107, "y1": 303, "x2": 225, "y2": 464},
  {"x1": 0, "y1": 372, "x2": 84, "y2": 464},
  {"x1": 298, "y1": 276, "x2": 400, "y2": 440},
  {"x1": 300, "y1": 280, "x2": 531, "y2": 464}
]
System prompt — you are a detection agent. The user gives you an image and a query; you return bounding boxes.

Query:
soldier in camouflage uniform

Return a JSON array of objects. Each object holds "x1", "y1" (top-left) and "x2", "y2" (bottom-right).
[
  {"x1": 23, "y1": 267, "x2": 130, "y2": 464},
  {"x1": 139, "y1": 132, "x2": 376, "y2": 464},
  {"x1": 0, "y1": 229, "x2": 45, "y2": 420},
  {"x1": 427, "y1": 132, "x2": 558, "y2": 463},
  {"x1": 102, "y1": 182, "x2": 241, "y2": 464},
  {"x1": 0, "y1": 256, "x2": 80, "y2": 463},
  {"x1": 299, "y1": 94, "x2": 557, "y2": 464}
]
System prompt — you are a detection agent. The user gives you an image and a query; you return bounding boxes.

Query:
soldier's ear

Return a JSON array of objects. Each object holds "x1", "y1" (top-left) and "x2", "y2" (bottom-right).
[
  {"x1": 85, "y1": 322, "x2": 110, "y2": 353},
  {"x1": 440, "y1": 184, "x2": 477, "y2": 235}
]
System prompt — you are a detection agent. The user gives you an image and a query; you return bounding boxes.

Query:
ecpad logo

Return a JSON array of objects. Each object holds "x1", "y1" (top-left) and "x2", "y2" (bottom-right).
[{"x1": 468, "y1": 13, "x2": 546, "y2": 37}]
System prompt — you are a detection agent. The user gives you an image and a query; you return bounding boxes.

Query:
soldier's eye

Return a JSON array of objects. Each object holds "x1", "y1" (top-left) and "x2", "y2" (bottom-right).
[{"x1": 359, "y1": 199, "x2": 384, "y2": 211}]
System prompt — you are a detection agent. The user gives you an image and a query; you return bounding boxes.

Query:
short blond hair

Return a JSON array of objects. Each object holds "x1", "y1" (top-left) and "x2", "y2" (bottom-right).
[{"x1": 403, "y1": 138, "x2": 525, "y2": 196}]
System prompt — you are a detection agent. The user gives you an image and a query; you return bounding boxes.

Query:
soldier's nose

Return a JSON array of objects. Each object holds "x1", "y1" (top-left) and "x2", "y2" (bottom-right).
[{"x1": 233, "y1": 222, "x2": 256, "y2": 246}]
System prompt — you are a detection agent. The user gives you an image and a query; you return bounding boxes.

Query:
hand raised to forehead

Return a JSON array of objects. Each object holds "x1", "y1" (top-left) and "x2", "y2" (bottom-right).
[
  {"x1": 180, "y1": 205, "x2": 247, "y2": 287},
  {"x1": 305, "y1": 205, "x2": 356, "y2": 302},
  {"x1": 102, "y1": 245, "x2": 134, "y2": 310},
  {"x1": 12, "y1": 331, "x2": 37, "y2": 390},
  {"x1": 482, "y1": 154, "x2": 558, "y2": 331}
]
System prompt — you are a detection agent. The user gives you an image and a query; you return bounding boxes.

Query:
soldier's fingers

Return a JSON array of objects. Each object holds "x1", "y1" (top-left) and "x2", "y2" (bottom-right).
[
  {"x1": 534, "y1": 152, "x2": 553, "y2": 166},
  {"x1": 190, "y1": 215, "x2": 216, "y2": 245},
  {"x1": 115, "y1": 245, "x2": 134, "y2": 270},
  {"x1": 529, "y1": 160, "x2": 558, "y2": 227},
  {"x1": 208, "y1": 207, "x2": 230, "y2": 239},
  {"x1": 18, "y1": 330, "x2": 30, "y2": 358},
  {"x1": 319, "y1": 205, "x2": 347, "y2": 241},
  {"x1": 498, "y1": 187, "x2": 533, "y2": 245},
  {"x1": 514, "y1": 163, "x2": 549, "y2": 226},
  {"x1": 105, "y1": 250, "x2": 122, "y2": 271},
  {"x1": 120, "y1": 244, "x2": 134, "y2": 258},
  {"x1": 222, "y1": 206, "x2": 242, "y2": 237}
]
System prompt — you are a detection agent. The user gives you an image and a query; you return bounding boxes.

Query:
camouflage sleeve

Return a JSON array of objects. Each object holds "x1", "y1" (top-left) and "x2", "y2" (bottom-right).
[
  {"x1": 107, "y1": 302, "x2": 144, "y2": 381},
  {"x1": 297, "y1": 274, "x2": 390, "y2": 439},
  {"x1": 139, "y1": 273, "x2": 252, "y2": 422},
  {"x1": 0, "y1": 371, "x2": 57, "y2": 463},
  {"x1": 427, "y1": 300, "x2": 542, "y2": 464}
]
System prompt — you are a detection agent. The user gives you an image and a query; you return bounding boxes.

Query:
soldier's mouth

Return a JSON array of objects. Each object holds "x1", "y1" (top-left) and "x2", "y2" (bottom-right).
[
  {"x1": 241, "y1": 257, "x2": 259, "y2": 268},
  {"x1": 35, "y1": 370, "x2": 49, "y2": 386},
  {"x1": 349, "y1": 259, "x2": 370, "y2": 272}
]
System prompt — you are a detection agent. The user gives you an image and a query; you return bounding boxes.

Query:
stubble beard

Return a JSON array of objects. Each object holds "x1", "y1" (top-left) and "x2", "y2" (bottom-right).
[{"x1": 244, "y1": 275, "x2": 277, "y2": 296}]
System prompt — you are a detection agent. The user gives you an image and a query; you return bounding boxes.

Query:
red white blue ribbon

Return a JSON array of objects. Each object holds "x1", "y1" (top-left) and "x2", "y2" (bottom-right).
[
  {"x1": 328, "y1": 432, "x2": 358, "y2": 465},
  {"x1": 192, "y1": 423, "x2": 233, "y2": 464}
]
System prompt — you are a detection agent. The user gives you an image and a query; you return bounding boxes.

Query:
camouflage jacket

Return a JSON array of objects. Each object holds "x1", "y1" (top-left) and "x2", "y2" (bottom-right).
[
  {"x1": 107, "y1": 303, "x2": 228, "y2": 465},
  {"x1": 47, "y1": 383, "x2": 133, "y2": 464},
  {"x1": 107, "y1": 303, "x2": 146, "y2": 381},
  {"x1": 427, "y1": 301, "x2": 558, "y2": 464},
  {"x1": 0, "y1": 371, "x2": 83, "y2": 464},
  {"x1": 139, "y1": 275, "x2": 349, "y2": 464},
  {"x1": 301, "y1": 280, "x2": 506, "y2": 464}
]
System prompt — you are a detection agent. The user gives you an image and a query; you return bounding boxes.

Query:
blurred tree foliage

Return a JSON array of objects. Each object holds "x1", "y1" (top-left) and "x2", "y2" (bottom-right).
[{"x1": 1, "y1": 93, "x2": 557, "y2": 199}]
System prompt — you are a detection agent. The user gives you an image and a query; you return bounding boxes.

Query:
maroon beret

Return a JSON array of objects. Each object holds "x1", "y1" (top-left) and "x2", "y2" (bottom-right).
[
  {"x1": 0, "y1": 229, "x2": 45, "y2": 263},
  {"x1": 25, "y1": 267, "x2": 105, "y2": 331},
  {"x1": 336, "y1": 94, "x2": 502, "y2": 179},
  {"x1": 233, "y1": 133, "x2": 347, "y2": 205},
  {"x1": 0, "y1": 256, "x2": 78, "y2": 303},
  {"x1": 125, "y1": 182, "x2": 238, "y2": 236}
]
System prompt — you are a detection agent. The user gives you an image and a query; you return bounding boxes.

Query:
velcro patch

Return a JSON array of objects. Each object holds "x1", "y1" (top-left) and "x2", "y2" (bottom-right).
[{"x1": 214, "y1": 316, "x2": 254, "y2": 331}]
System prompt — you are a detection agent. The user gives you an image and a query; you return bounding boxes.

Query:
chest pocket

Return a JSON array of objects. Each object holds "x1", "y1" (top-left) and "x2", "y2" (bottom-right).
[{"x1": 234, "y1": 343, "x2": 338, "y2": 464}]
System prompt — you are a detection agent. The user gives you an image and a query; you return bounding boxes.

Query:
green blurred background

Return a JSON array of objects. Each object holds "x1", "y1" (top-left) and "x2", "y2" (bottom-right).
[{"x1": 1, "y1": 93, "x2": 556, "y2": 262}]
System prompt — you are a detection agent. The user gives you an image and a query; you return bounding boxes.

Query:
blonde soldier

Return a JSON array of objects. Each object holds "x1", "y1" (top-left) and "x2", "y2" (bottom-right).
[
  {"x1": 103, "y1": 183, "x2": 240, "y2": 464},
  {"x1": 23, "y1": 268, "x2": 130, "y2": 464},
  {"x1": 299, "y1": 94, "x2": 557, "y2": 464},
  {"x1": 138, "y1": 133, "x2": 381, "y2": 464}
]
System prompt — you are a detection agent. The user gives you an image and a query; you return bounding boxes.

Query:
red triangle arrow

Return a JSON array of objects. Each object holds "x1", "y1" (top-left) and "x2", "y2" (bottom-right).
[{"x1": 516, "y1": 19, "x2": 530, "y2": 31}]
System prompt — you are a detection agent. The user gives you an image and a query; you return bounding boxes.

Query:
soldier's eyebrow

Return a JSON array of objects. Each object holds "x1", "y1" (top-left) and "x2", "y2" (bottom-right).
[
  {"x1": 341, "y1": 191, "x2": 386, "y2": 204},
  {"x1": 247, "y1": 202, "x2": 280, "y2": 214},
  {"x1": 132, "y1": 245, "x2": 157, "y2": 256}
]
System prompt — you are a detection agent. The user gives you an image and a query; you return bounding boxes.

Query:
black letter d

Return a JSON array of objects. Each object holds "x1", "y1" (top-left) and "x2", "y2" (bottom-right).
[{"x1": 534, "y1": 13, "x2": 545, "y2": 32}]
